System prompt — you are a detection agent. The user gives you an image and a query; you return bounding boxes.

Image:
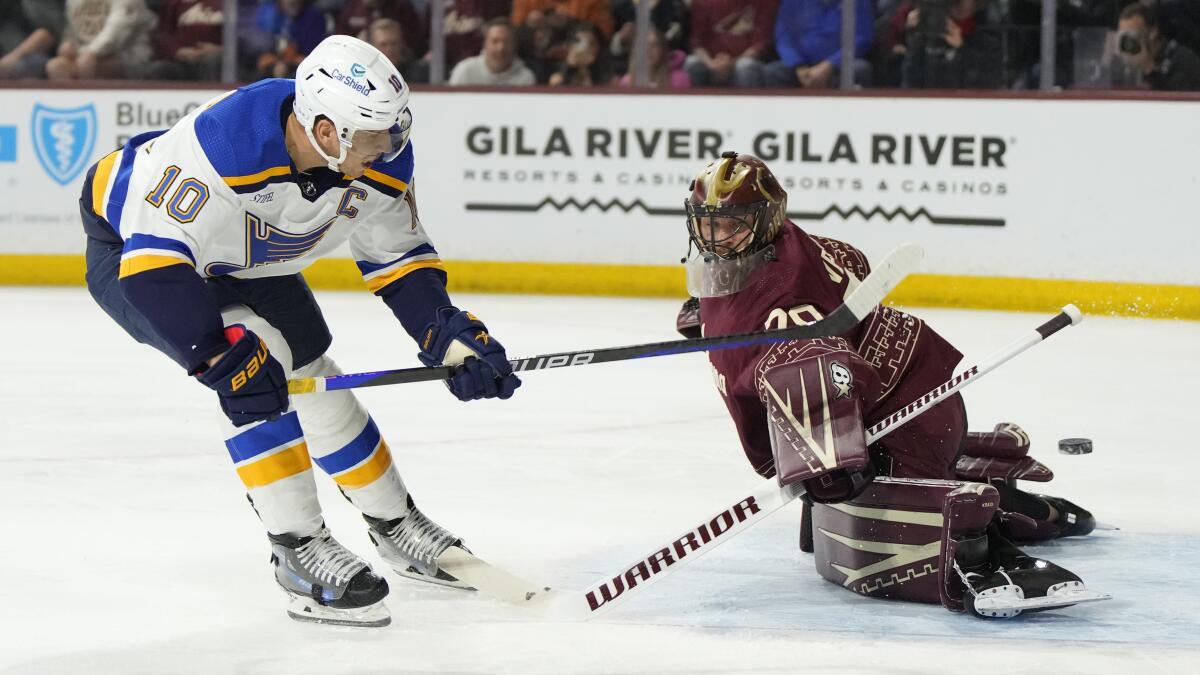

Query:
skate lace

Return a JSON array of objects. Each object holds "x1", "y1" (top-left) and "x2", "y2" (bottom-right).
[
  {"x1": 952, "y1": 560, "x2": 983, "y2": 598},
  {"x1": 386, "y1": 506, "x2": 459, "y2": 569},
  {"x1": 296, "y1": 531, "x2": 366, "y2": 587}
]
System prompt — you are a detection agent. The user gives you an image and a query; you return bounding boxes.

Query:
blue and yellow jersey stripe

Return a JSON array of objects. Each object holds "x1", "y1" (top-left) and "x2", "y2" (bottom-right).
[
  {"x1": 225, "y1": 412, "x2": 313, "y2": 489},
  {"x1": 358, "y1": 243, "x2": 444, "y2": 293},
  {"x1": 89, "y1": 130, "x2": 167, "y2": 235},
  {"x1": 118, "y1": 233, "x2": 196, "y2": 279},
  {"x1": 355, "y1": 168, "x2": 408, "y2": 198},
  {"x1": 311, "y1": 418, "x2": 394, "y2": 489},
  {"x1": 194, "y1": 78, "x2": 295, "y2": 194},
  {"x1": 223, "y1": 165, "x2": 293, "y2": 194}
]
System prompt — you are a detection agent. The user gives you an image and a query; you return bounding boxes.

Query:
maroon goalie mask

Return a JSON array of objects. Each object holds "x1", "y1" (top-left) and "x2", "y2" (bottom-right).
[{"x1": 684, "y1": 152, "x2": 788, "y2": 297}]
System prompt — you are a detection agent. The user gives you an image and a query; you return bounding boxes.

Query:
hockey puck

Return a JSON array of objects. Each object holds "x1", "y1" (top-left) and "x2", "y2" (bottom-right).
[{"x1": 1058, "y1": 438, "x2": 1093, "y2": 455}]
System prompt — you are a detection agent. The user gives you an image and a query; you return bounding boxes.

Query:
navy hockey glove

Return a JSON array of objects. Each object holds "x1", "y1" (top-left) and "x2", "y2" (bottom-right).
[
  {"x1": 418, "y1": 307, "x2": 521, "y2": 401},
  {"x1": 197, "y1": 326, "x2": 289, "y2": 426}
]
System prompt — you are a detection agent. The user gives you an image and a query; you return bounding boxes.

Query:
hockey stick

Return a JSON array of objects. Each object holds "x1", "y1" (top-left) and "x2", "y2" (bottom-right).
[
  {"x1": 441, "y1": 305, "x2": 1085, "y2": 619},
  {"x1": 287, "y1": 243, "x2": 925, "y2": 394}
]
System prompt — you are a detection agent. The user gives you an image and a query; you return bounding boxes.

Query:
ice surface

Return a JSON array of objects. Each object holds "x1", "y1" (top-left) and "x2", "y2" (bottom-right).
[{"x1": 0, "y1": 288, "x2": 1196, "y2": 674}]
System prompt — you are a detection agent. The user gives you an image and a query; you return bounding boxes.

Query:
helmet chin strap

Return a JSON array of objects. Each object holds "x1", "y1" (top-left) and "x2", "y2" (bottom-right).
[{"x1": 303, "y1": 122, "x2": 349, "y2": 172}]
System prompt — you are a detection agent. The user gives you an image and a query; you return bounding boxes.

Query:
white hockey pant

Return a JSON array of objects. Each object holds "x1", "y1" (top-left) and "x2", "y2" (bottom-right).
[{"x1": 217, "y1": 305, "x2": 410, "y2": 536}]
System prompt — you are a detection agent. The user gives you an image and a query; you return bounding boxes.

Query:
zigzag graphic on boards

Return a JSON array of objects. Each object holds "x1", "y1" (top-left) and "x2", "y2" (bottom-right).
[{"x1": 465, "y1": 198, "x2": 1004, "y2": 227}]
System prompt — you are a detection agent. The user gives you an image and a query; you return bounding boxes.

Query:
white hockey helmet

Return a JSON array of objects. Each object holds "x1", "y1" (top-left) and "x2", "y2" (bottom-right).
[{"x1": 294, "y1": 35, "x2": 413, "y2": 171}]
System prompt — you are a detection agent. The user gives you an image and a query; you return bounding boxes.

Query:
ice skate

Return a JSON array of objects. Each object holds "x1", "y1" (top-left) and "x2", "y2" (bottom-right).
[
  {"x1": 366, "y1": 497, "x2": 474, "y2": 590},
  {"x1": 957, "y1": 528, "x2": 1109, "y2": 619},
  {"x1": 993, "y1": 481, "x2": 1097, "y2": 541},
  {"x1": 270, "y1": 527, "x2": 391, "y2": 627}
]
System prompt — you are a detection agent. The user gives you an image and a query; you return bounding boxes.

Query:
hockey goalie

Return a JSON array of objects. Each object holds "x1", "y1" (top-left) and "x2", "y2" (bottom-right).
[{"x1": 676, "y1": 151, "x2": 1107, "y2": 618}]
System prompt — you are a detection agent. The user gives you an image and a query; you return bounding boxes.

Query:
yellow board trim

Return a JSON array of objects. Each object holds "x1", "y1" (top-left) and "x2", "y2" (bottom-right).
[
  {"x1": 235, "y1": 442, "x2": 312, "y2": 489},
  {"x1": 363, "y1": 259, "x2": 446, "y2": 293},
  {"x1": 117, "y1": 255, "x2": 194, "y2": 279},
  {"x1": 361, "y1": 168, "x2": 408, "y2": 192},
  {"x1": 331, "y1": 441, "x2": 393, "y2": 489},
  {"x1": 1, "y1": 254, "x2": 1197, "y2": 320},
  {"x1": 222, "y1": 165, "x2": 291, "y2": 187}
]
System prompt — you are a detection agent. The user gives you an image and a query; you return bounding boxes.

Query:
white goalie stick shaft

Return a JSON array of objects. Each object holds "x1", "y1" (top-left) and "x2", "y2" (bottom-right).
[{"x1": 441, "y1": 305, "x2": 1084, "y2": 619}]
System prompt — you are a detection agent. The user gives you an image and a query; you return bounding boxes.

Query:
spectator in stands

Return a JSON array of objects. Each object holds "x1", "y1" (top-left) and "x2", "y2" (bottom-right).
[
  {"x1": 685, "y1": 0, "x2": 776, "y2": 88},
  {"x1": 547, "y1": 23, "x2": 611, "y2": 86},
  {"x1": 424, "y1": 0, "x2": 510, "y2": 77},
  {"x1": 619, "y1": 26, "x2": 689, "y2": 87},
  {"x1": 338, "y1": 0, "x2": 425, "y2": 56},
  {"x1": 513, "y1": 1, "x2": 612, "y2": 82},
  {"x1": 764, "y1": 0, "x2": 874, "y2": 88},
  {"x1": 449, "y1": 18, "x2": 535, "y2": 85},
  {"x1": 1156, "y1": 0, "x2": 1200, "y2": 56},
  {"x1": 609, "y1": 0, "x2": 689, "y2": 77},
  {"x1": 513, "y1": 0, "x2": 614, "y2": 38},
  {"x1": 46, "y1": 0, "x2": 156, "y2": 80},
  {"x1": 0, "y1": 0, "x2": 65, "y2": 79},
  {"x1": 145, "y1": 0, "x2": 224, "y2": 81},
  {"x1": 1114, "y1": 2, "x2": 1200, "y2": 90},
  {"x1": 367, "y1": 17, "x2": 430, "y2": 83},
  {"x1": 900, "y1": 0, "x2": 1004, "y2": 89},
  {"x1": 255, "y1": 0, "x2": 328, "y2": 79}
]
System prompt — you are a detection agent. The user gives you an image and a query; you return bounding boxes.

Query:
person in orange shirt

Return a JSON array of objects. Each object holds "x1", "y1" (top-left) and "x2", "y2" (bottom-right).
[{"x1": 512, "y1": 0, "x2": 614, "y2": 37}]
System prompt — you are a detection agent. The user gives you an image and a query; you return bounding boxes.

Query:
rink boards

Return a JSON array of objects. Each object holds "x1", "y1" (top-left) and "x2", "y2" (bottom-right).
[{"x1": 0, "y1": 86, "x2": 1196, "y2": 318}]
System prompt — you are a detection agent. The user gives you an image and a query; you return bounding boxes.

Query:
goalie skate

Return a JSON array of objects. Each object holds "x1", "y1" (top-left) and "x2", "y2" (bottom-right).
[
  {"x1": 958, "y1": 531, "x2": 1110, "y2": 618},
  {"x1": 366, "y1": 497, "x2": 474, "y2": 590},
  {"x1": 966, "y1": 579, "x2": 1111, "y2": 619}
]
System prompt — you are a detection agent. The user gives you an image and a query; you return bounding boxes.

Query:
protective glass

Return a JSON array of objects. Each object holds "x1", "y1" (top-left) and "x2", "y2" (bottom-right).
[
  {"x1": 684, "y1": 246, "x2": 773, "y2": 298},
  {"x1": 347, "y1": 107, "x2": 412, "y2": 163}
]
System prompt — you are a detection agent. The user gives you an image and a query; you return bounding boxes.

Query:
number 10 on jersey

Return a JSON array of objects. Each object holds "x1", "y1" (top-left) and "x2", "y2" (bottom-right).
[{"x1": 145, "y1": 165, "x2": 210, "y2": 223}]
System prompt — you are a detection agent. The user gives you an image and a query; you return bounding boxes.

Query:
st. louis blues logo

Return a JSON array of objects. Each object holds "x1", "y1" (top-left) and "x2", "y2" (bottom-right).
[
  {"x1": 31, "y1": 103, "x2": 97, "y2": 186},
  {"x1": 205, "y1": 212, "x2": 336, "y2": 276}
]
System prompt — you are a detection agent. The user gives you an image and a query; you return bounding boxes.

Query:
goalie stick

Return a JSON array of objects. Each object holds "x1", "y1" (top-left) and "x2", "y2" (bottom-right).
[
  {"x1": 287, "y1": 243, "x2": 924, "y2": 394},
  {"x1": 438, "y1": 305, "x2": 1086, "y2": 619}
]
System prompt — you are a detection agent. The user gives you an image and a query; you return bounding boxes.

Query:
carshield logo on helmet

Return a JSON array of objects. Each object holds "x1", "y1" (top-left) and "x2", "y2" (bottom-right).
[
  {"x1": 351, "y1": 63, "x2": 366, "y2": 77},
  {"x1": 330, "y1": 67, "x2": 376, "y2": 97},
  {"x1": 31, "y1": 103, "x2": 97, "y2": 186}
]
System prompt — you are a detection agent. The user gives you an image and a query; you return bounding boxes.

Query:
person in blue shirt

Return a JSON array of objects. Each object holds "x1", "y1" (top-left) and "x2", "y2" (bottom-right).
[{"x1": 764, "y1": 0, "x2": 874, "y2": 88}]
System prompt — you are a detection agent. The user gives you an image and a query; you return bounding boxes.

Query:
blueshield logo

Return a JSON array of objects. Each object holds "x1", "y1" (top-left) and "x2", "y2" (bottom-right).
[
  {"x1": 0, "y1": 126, "x2": 16, "y2": 162},
  {"x1": 32, "y1": 103, "x2": 97, "y2": 185}
]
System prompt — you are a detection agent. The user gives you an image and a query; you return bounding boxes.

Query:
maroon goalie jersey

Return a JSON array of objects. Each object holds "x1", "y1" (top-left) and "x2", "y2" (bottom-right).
[{"x1": 700, "y1": 223, "x2": 966, "y2": 480}]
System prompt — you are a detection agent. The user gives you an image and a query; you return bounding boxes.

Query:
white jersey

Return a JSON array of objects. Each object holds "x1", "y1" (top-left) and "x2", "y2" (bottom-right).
[{"x1": 88, "y1": 78, "x2": 440, "y2": 293}]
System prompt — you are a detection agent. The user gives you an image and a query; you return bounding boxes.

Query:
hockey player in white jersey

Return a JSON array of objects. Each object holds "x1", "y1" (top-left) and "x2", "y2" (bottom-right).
[{"x1": 79, "y1": 36, "x2": 521, "y2": 627}]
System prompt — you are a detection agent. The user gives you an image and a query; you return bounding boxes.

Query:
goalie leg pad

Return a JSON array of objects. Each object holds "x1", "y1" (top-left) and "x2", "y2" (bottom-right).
[{"x1": 810, "y1": 477, "x2": 999, "y2": 609}]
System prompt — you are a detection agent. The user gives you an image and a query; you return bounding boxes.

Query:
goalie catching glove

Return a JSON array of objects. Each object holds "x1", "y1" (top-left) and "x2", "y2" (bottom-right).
[{"x1": 418, "y1": 307, "x2": 521, "y2": 401}]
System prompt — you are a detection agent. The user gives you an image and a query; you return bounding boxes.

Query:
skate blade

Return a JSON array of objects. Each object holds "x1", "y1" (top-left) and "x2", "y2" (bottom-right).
[
  {"x1": 285, "y1": 596, "x2": 391, "y2": 627},
  {"x1": 972, "y1": 581, "x2": 1111, "y2": 618},
  {"x1": 392, "y1": 564, "x2": 476, "y2": 591}
]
